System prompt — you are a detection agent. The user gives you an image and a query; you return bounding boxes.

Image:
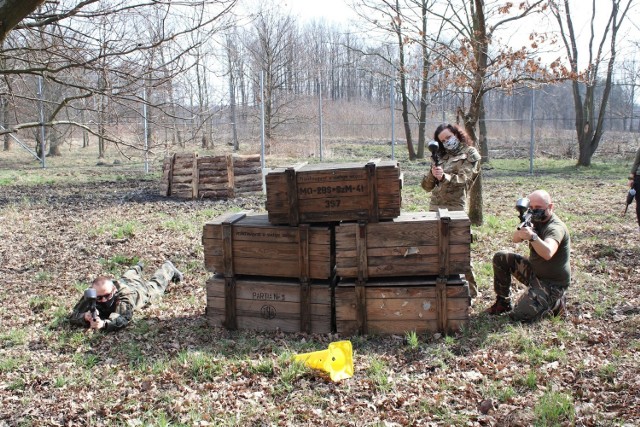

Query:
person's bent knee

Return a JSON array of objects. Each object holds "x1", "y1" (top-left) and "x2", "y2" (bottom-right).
[{"x1": 493, "y1": 251, "x2": 510, "y2": 265}]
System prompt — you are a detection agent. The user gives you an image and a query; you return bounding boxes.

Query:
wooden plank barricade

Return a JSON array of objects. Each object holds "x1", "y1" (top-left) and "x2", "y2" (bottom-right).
[
  {"x1": 265, "y1": 159, "x2": 402, "y2": 226},
  {"x1": 203, "y1": 211, "x2": 334, "y2": 333},
  {"x1": 162, "y1": 153, "x2": 262, "y2": 199}
]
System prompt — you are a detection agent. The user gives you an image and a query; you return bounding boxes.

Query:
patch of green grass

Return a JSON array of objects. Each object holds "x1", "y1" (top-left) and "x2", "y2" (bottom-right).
[
  {"x1": 0, "y1": 176, "x2": 16, "y2": 185},
  {"x1": 73, "y1": 353, "x2": 100, "y2": 369},
  {"x1": 366, "y1": 358, "x2": 392, "y2": 392},
  {"x1": 54, "y1": 376, "x2": 68, "y2": 388},
  {"x1": 0, "y1": 356, "x2": 24, "y2": 373},
  {"x1": 488, "y1": 325, "x2": 566, "y2": 366},
  {"x1": 514, "y1": 369, "x2": 538, "y2": 390},
  {"x1": 54, "y1": 330, "x2": 88, "y2": 350},
  {"x1": 93, "y1": 220, "x2": 142, "y2": 239},
  {"x1": 49, "y1": 306, "x2": 72, "y2": 329},
  {"x1": 28, "y1": 295, "x2": 56, "y2": 313},
  {"x1": 250, "y1": 358, "x2": 275, "y2": 376},
  {"x1": 177, "y1": 350, "x2": 222, "y2": 381},
  {"x1": 160, "y1": 218, "x2": 193, "y2": 233},
  {"x1": 121, "y1": 342, "x2": 145, "y2": 367},
  {"x1": 7, "y1": 378, "x2": 27, "y2": 391},
  {"x1": 34, "y1": 271, "x2": 53, "y2": 282},
  {"x1": 0, "y1": 328, "x2": 27, "y2": 347},
  {"x1": 276, "y1": 357, "x2": 307, "y2": 396},
  {"x1": 405, "y1": 330, "x2": 419, "y2": 349},
  {"x1": 598, "y1": 362, "x2": 618, "y2": 383},
  {"x1": 533, "y1": 391, "x2": 575, "y2": 427},
  {"x1": 99, "y1": 255, "x2": 140, "y2": 275},
  {"x1": 484, "y1": 379, "x2": 516, "y2": 402}
]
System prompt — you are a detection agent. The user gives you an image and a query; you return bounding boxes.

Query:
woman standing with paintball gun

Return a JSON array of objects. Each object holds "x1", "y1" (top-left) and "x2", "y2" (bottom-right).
[
  {"x1": 422, "y1": 123, "x2": 481, "y2": 297},
  {"x1": 421, "y1": 123, "x2": 481, "y2": 211},
  {"x1": 627, "y1": 146, "x2": 640, "y2": 232}
]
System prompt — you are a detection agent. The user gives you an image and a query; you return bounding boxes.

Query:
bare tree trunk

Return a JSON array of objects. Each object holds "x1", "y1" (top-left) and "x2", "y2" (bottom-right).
[
  {"x1": 1, "y1": 95, "x2": 9, "y2": 151},
  {"x1": 479, "y1": 97, "x2": 488, "y2": 161},
  {"x1": 48, "y1": 130, "x2": 62, "y2": 156},
  {"x1": 416, "y1": 0, "x2": 429, "y2": 159},
  {"x1": 394, "y1": 0, "x2": 416, "y2": 160},
  {"x1": 98, "y1": 93, "x2": 106, "y2": 158},
  {"x1": 80, "y1": 99, "x2": 89, "y2": 148}
]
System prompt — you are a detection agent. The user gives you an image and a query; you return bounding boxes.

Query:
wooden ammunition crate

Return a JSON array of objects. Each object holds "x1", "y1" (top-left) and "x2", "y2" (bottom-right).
[
  {"x1": 162, "y1": 153, "x2": 262, "y2": 199},
  {"x1": 206, "y1": 274, "x2": 332, "y2": 333},
  {"x1": 335, "y1": 209, "x2": 471, "y2": 279},
  {"x1": 203, "y1": 212, "x2": 333, "y2": 280},
  {"x1": 265, "y1": 160, "x2": 402, "y2": 225},
  {"x1": 335, "y1": 275, "x2": 470, "y2": 335}
]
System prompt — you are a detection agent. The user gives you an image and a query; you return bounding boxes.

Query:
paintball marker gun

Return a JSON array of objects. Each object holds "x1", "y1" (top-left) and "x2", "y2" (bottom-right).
[
  {"x1": 84, "y1": 288, "x2": 98, "y2": 322},
  {"x1": 427, "y1": 140, "x2": 440, "y2": 166},
  {"x1": 623, "y1": 188, "x2": 636, "y2": 216},
  {"x1": 516, "y1": 197, "x2": 533, "y2": 230}
]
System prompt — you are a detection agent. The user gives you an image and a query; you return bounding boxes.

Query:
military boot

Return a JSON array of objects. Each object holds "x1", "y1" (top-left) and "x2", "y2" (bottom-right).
[
  {"x1": 486, "y1": 297, "x2": 512, "y2": 315},
  {"x1": 165, "y1": 260, "x2": 184, "y2": 283}
]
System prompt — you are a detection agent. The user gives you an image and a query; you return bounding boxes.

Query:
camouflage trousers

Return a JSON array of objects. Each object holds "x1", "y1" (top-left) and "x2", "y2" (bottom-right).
[
  {"x1": 493, "y1": 251, "x2": 566, "y2": 322},
  {"x1": 119, "y1": 262, "x2": 175, "y2": 310}
]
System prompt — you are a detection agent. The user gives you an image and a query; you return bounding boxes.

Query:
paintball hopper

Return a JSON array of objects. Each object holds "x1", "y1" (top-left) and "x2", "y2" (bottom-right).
[
  {"x1": 84, "y1": 288, "x2": 98, "y2": 321},
  {"x1": 427, "y1": 139, "x2": 440, "y2": 154},
  {"x1": 427, "y1": 140, "x2": 440, "y2": 166},
  {"x1": 516, "y1": 197, "x2": 532, "y2": 229},
  {"x1": 623, "y1": 188, "x2": 636, "y2": 216},
  {"x1": 84, "y1": 287, "x2": 97, "y2": 300},
  {"x1": 515, "y1": 197, "x2": 530, "y2": 218}
]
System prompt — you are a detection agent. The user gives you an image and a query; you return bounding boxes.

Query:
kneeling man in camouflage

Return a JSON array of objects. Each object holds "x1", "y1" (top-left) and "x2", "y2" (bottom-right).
[
  {"x1": 486, "y1": 190, "x2": 570, "y2": 322},
  {"x1": 69, "y1": 261, "x2": 183, "y2": 331}
]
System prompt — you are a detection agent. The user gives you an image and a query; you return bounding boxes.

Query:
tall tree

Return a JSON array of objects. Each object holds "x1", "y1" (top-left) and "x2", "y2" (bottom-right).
[
  {"x1": 551, "y1": 0, "x2": 633, "y2": 166},
  {"x1": 427, "y1": 0, "x2": 547, "y2": 225}
]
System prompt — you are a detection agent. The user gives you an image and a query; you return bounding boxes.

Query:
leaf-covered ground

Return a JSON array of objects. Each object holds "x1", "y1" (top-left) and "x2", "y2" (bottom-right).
[{"x1": 1, "y1": 158, "x2": 639, "y2": 426}]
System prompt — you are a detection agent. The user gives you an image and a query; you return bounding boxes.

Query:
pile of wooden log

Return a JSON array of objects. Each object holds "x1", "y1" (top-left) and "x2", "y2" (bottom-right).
[{"x1": 161, "y1": 153, "x2": 262, "y2": 199}]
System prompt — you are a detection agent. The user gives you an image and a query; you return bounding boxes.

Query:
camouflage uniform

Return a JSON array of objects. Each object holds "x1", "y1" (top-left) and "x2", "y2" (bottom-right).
[
  {"x1": 629, "y1": 147, "x2": 640, "y2": 227},
  {"x1": 493, "y1": 213, "x2": 571, "y2": 322},
  {"x1": 69, "y1": 262, "x2": 178, "y2": 331},
  {"x1": 421, "y1": 145, "x2": 481, "y2": 211}
]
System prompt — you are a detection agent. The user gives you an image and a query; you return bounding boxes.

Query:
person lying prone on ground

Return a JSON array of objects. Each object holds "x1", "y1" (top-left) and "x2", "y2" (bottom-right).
[{"x1": 69, "y1": 261, "x2": 183, "y2": 331}]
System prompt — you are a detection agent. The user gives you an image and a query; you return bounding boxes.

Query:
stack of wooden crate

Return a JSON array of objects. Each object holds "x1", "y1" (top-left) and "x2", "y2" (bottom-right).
[
  {"x1": 203, "y1": 159, "x2": 472, "y2": 335},
  {"x1": 334, "y1": 211, "x2": 472, "y2": 335},
  {"x1": 203, "y1": 212, "x2": 334, "y2": 333},
  {"x1": 162, "y1": 153, "x2": 262, "y2": 199}
]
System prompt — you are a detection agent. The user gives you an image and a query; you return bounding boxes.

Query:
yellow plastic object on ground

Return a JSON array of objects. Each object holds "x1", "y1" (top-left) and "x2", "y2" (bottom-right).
[{"x1": 292, "y1": 340, "x2": 354, "y2": 382}]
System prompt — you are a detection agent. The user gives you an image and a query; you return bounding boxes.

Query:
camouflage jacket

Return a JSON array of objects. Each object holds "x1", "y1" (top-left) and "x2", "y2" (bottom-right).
[
  {"x1": 421, "y1": 145, "x2": 481, "y2": 211},
  {"x1": 69, "y1": 279, "x2": 147, "y2": 332}
]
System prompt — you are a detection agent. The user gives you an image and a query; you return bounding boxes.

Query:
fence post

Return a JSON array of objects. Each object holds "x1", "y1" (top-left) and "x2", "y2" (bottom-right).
[
  {"x1": 390, "y1": 79, "x2": 395, "y2": 161},
  {"x1": 529, "y1": 86, "x2": 535, "y2": 175}
]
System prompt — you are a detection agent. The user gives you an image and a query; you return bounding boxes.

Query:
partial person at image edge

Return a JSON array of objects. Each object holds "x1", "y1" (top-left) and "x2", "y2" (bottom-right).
[
  {"x1": 486, "y1": 190, "x2": 571, "y2": 322},
  {"x1": 628, "y1": 146, "x2": 640, "y2": 232},
  {"x1": 69, "y1": 260, "x2": 183, "y2": 331}
]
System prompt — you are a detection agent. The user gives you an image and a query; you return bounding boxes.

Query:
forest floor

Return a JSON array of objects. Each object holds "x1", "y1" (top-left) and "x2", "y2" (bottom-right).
[{"x1": 0, "y1": 149, "x2": 639, "y2": 426}]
